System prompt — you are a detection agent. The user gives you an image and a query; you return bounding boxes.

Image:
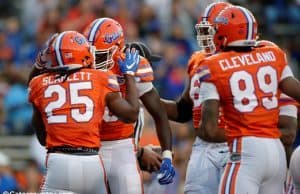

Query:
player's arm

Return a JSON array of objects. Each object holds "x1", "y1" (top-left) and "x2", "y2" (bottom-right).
[
  {"x1": 279, "y1": 65, "x2": 300, "y2": 103},
  {"x1": 198, "y1": 82, "x2": 226, "y2": 142},
  {"x1": 198, "y1": 99, "x2": 226, "y2": 142},
  {"x1": 106, "y1": 74, "x2": 139, "y2": 123},
  {"x1": 136, "y1": 82, "x2": 175, "y2": 181},
  {"x1": 106, "y1": 49, "x2": 140, "y2": 123},
  {"x1": 140, "y1": 87, "x2": 173, "y2": 151},
  {"x1": 31, "y1": 105, "x2": 46, "y2": 146},
  {"x1": 278, "y1": 104, "x2": 298, "y2": 166},
  {"x1": 160, "y1": 80, "x2": 193, "y2": 122}
]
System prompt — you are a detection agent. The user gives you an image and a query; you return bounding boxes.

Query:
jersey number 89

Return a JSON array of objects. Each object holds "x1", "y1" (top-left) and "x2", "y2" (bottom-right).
[{"x1": 229, "y1": 66, "x2": 278, "y2": 112}]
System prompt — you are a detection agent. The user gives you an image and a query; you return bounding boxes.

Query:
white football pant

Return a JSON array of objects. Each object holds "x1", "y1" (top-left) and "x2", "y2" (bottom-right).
[
  {"x1": 184, "y1": 137, "x2": 229, "y2": 194},
  {"x1": 290, "y1": 146, "x2": 300, "y2": 194},
  {"x1": 99, "y1": 138, "x2": 143, "y2": 194},
  {"x1": 42, "y1": 153, "x2": 108, "y2": 194},
  {"x1": 219, "y1": 137, "x2": 286, "y2": 194}
]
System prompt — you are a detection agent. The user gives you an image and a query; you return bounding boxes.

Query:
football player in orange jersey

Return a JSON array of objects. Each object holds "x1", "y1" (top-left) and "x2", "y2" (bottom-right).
[
  {"x1": 290, "y1": 145, "x2": 300, "y2": 194},
  {"x1": 288, "y1": 106, "x2": 300, "y2": 194},
  {"x1": 83, "y1": 17, "x2": 175, "y2": 194},
  {"x1": 194, "y1": 5, "x2": 300, "y2": 194},
  {"x1": 256, "y1": 40, "x2": 298, "y2": 194},
  {"x1": 28, "y1": 31, "x2": 141, "y2": 194},
  {"x1": 160, "y1": 2, "x2": 232, "y2": 194},
  {"x1": 125, "y1": 42, "x2": 166, "y2": 172}
]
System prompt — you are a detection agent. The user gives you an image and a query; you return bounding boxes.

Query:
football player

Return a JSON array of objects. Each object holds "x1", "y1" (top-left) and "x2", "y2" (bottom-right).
[
  {"x1": 290, "y1": 145, "x2": 300, "y2": 194},
  {"x1": 256, "y1": 40, "x2": 298, "y2": 194},
  {"x1": 194, "y1": 5, "x2": 300, "y2": 194},
  {"x1": 161, "y1": 2, "x2": 232, "y2": 194},
  {"x1": 83, "y1": 18, "x2": 175, "y2": 194},
  {"x1": 28, "y1": 31, "x2": 140, "y2": 194},
  {"x1": 125, "y1": 41, "x2": 165, "y2": 173}
]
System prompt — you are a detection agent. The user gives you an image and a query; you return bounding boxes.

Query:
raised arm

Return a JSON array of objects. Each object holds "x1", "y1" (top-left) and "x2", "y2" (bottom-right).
[
  {"x1": 106, "y1": 49, "x2": 140, "y2": 123},
  {"x1": 106, "y1": 74, "x2": 139, "y2": 123}
]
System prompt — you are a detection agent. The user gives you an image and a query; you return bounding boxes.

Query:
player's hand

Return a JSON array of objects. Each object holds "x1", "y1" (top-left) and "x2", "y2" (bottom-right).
[
  {"x1": 157, "y1": 150, "x2": 175, "y2": 185},
  {"x1": 34, "y1": 50, "x2": 48, "y2": 69},
  {"x1": 34, "y1": 33, "x2": 58, "y2": 69},
  {"x1": 118, "y1": 48, "x2": 140, "y2": 75},
  {"x1": 138, "y1": 145, "x2": 162, "y2": 172}
]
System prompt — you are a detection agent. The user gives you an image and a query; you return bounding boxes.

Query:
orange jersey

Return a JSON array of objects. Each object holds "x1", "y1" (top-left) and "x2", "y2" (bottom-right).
[
  {"x1": 197, "y1": 46, "x2": 291, "y2": 143},
  {"x1": 101, "y1": 56, "x2": 154, "y2": 141},
  {"x1": 28, "y1": 69, "x2": 120, "y2": 148},
  {"x1": 189, "y1": 51, "x2": 226, "y2": 129},
  {"x1": 187, "y1": 51, "x2": 207, "y2": 77}
]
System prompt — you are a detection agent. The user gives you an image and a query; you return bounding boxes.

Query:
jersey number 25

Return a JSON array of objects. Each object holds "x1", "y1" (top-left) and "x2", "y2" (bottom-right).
[{"x1": 44, "y1": 82, "x2": 94, "y2": 123}]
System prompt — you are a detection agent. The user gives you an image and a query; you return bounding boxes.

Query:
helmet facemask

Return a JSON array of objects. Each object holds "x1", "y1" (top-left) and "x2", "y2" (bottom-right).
[
  {"x1": 195, "y1": 21, "x2": 216, "y2": 54},
  {"x1": 94, "y1": 45, "x2": 118, "y2": 71}
]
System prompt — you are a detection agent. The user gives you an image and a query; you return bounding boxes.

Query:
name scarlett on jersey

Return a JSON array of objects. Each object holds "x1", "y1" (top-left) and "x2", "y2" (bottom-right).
[
  {"x1": 219, "y1": 51, "x2": 276, "y2": 71},
  {"x1": 42, "y1": 72, "x2": 92, "y2": 86}
]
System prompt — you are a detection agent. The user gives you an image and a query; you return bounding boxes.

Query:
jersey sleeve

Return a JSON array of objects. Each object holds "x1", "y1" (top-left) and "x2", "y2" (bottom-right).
[
  {"x1": 107, "y1": 73, "x2": 120, "y2": 92},
  {"x1": 27, "y1": 76, "x2": 42, "y2": 107},
  {"x1": 96, "y1": 70, "x2": 120, "y2": 92},
  {"x1": 280, "y1": 65, "x2": 294, "y2": 81},
  {"x1": 193, "y1": 64, "x2": 220, "y2": 103},
  {"x1": 199, "y1": 82, "x2": 220, "y2": 103},
  {"x1": 279, "y1": 93, "x2": 298, "y2": 118},
  {"x1": 275, "y1": 47, "x2": 294, "y2": 81},
  {"x1": 187, "y1": 51, "x2": 206, "y2": 77},
  {"x1": 187, "y1": 54, "x2": 197, "y2": 76},
  {"x1": 135, "y1": 57, "x2": 154, "y2": 82},
  {"x1": 279, "y1": 105, "x2": 298, "y2": 118}
]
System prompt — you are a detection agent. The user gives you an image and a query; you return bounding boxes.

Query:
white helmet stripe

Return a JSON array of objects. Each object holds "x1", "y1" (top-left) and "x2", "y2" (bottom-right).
[
  {"x1": 54, "y1": 31, "x2": 67, "y2": 67},
  {"x1": 248, "y1": 10, "x2": 257, "y2": 39},
  {"x1": 203, "y1": 2, "x2": 217, "y2": 21},
  {"x1": 87, "y1": 18, "x2": 106, "y2": 44},
  {"x1": 238, "y1": 6, "x2": 253, "y2": 40}
]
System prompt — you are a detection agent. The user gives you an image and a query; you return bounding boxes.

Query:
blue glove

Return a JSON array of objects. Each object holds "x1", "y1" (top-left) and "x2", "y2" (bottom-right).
[
  {"x1": 157, "y1": 150, "x2": 175, "y2": 185},
  {"x1": 118, "y1": 48, "x2": 140, "y2": 75}
]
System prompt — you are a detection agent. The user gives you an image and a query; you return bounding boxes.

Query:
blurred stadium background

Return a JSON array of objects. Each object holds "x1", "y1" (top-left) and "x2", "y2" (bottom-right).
[{"x1": 0, "y1": 0, "x2": 299, "y2": 193}]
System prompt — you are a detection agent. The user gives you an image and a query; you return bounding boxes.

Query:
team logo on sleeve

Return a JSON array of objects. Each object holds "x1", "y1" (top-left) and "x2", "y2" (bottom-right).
[
  {"x1": 108, "y1": 75, "x2": 120, "y2": 90},
  {"x1": 195, "y1": 65, "x2": 211, "y2": 81}
]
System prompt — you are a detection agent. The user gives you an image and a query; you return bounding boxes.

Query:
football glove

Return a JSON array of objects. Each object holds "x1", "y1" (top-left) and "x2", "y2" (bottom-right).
[
  {"x1": 118, "y1": 48, "x2": 139, "y2": 75},
  {"x1": 157, "y1": 150, "x2": 175, "y2": 185}
]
